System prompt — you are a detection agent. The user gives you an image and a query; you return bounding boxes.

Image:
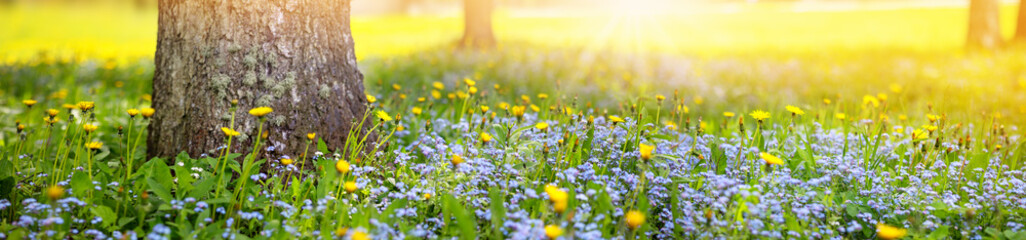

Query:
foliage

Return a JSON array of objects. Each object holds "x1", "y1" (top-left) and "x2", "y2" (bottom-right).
[{"x1": 1, "y1": 44, "x2": 1026, "y2": 239}]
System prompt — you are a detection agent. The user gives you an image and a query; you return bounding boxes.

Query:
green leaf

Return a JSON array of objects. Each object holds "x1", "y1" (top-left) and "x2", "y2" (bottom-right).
[
  {"x1": 71, "y1": 171, "x2": 91, "y2": 198},
  {"x1": 188, "y1": 177, "x2": 215, "y2": 199},
  {"x1": 147, "y1": 177, "x2": 174, "y2": 202},
  {"x1": 489, "y1": 187, "x2": 506, "y2": 239},
  {"x1": 318, "y1": 138, "x2": 328, "y2": 154},
  {"x1": 90, "y1": 205, "x2": 116, "y2": 228},
  {"x1": 149, "y1": 158, "x2": 174, "y2": 192},
  {"x1": 444, "y1": 194, "x2": 477, "y2": 240},
  {"x1": 0, "y1": 177, "x2": 14, "y2": 199}
]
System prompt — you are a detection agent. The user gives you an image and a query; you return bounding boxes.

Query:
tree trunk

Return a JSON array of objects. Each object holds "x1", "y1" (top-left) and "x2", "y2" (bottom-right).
[
  {"x1": 149, "y1": 0, "x2": 368, "y2": 160},
  {"x1": 1015, "y1": 0, "x2": 1026, "y2": 42},
  {"x1": 460, "y1": 0, "x2": 496, "y2": 49},
  {"x1": 967, "y1": 0, "x2": 1003, "y2": 49}
]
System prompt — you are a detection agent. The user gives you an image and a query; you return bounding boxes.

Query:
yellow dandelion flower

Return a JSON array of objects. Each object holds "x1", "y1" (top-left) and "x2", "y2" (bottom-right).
[
  {"x1": 392, "y1": 84, "x2": 401, "y2": 90},
  {"x1": 23, "y1": 99, "x2": 38, "y2": 107},
  {"x1": 431, "y1": 90, "x2": 441, "y2": 99},
  {"x1": 307, "y1": 133, "x2": 316, "y2": 141},
  {"x1": 281, "y1": 158, "x2": 294, "y2": 165},
  {"x1": 451, "y1": 154, "x2": 464, "y2": 166},
  {"x1": 127, "y1": 108, "x2": 140, "y2": 117},
  {"x1": 366, "y1": 94, "x2": 377, "y2": 103},
  {"x1": 785, "y1": 105, "x2": 805, "y2": 115},
  {"x1": 412, "y1": 107, "x2": 423, "y2": 115},
  {"x1": 62, "y1": 104, "x2": 77, "y2": 109},
  {"x1": 823, "y1": 98, "x2": 832, "y2": 105},
  {"x1": 876, "y1": 223, "x2": 907, "y2": 240},
  {"x1": 678, "y1": 105, "x2": 689, "y2": 114},
  {"x1": 530, "y1": 104, "x2": 540, "y2": 112},
  {"x1": 47, "y1": 109, "x2": 60, "y2": 117},
  {"x1": 912, "y1": 129, "x2": 929, "y2": 140},
  {"x1": 464, "y1": 78, "x2": 476, "y2": 86},
  {"x1": 77, "y1": 101, "x2": 95, "y2": 111},
  {"x1": 760, "y1": 152, "x2": 783, "y2": 165},
  {"x1": 351, "y1": 230, "x2": 369, "y2": 240},
  {"x1": 335, "y1": 160, "x2": 351, "y2": 174},
  {"x1": 655, "y1": 94, "x2": 665, "y2": 101},
  {"x1": 521, "y1": 95, "x2": 531, "y2": 103},
  {"x1": 537, "y1": 93, "x2": 549, "y2": 99},
  {"x1": 249, "y1": 107, "x2": 273, "y2": 117},
  {"x1": 536, "y1": 122, "x2": 549, "y2": 131},
  {"x1": 480, "y1": 106, "x2": 490, "y2": 113},
  {"x1": 221, "y1": 127, "x2": 240, "y2": 137},
  {"x1": 47, "y1": 185, "x2": 65, "y2": 200},
  {"x1": 639, "y1": 143, "x2": 654, "y2": 160},
  {"x1": 544, "y1": 225, "x2": 563, "y2": 239},
  {"x1": 511, "y1": 106, "x2": 526, "y2": 118},
  {"x1": 82, "y1": 124, "x2": 98, "y2": 133},
  {"x1": 375, "y1": 110, "x2": 393, "y2": 122},
  {"x1": 664, "y1": 121, "x2": 678, "y2": 130},
  {"x1": 468, "y1": 86, "x2": 478, "y2": 94},
  {"x1": 480, "y1": 132, "x2": 492, "y2": 143},
  {"x1": 723, "y1": 112, "x2": 735, "y2": 117},
  {"x1": 432, "y1": 81, "x2": 445, "y2": 90},
  {"x1": 141, "y1": 108, "x2": 155, "y2": 118},
  {"x1": 85, "y1": 141, "x2": 103, "y2": 150},
  {"x1": 862, "y1": 95, "x2": 880, "y2": 107},
  {"x1": 835, "y1": 113, "x2": 846, "y2": 120},
  {"x1": 498, "y1": 102, "x2": 510, "y2": 110},
  {"x1": 609, "y1": 116, "x2": 625, "y2": 123},
  {"x1": 749, "y1": 110, "x2": 770, "y2": 121},
  {"x1": 344, "y1": 181, "x2": 358, "y2": 193},
  {"x1": 545, "y1": 185, "x2": 568, "y2": 213},
  {"x1": 626, "y1": 210, "x2": 646, "y2": 230}
]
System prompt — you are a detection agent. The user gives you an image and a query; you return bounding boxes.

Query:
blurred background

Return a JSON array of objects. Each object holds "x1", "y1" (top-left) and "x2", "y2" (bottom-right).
[
  {"x1": 3, "y1": 0, "x2": 1026, "y2": 122},
  {"x1": 2, "y1": 0, "x2": 1023, "y2": 62}
]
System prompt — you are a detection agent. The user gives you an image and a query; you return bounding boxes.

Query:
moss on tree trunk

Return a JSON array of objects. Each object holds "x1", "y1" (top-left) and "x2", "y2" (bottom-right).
[{"x1": 149, "y1": 0, "x2": 368, "y2": 161}]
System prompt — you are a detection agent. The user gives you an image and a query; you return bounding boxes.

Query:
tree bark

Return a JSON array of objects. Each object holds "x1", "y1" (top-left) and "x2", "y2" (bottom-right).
[
  {"x1": 460, "y1": 0, "x2": 496, "y2": 49},
  {"x1": 1015, "y1": 0, "x2": 1026, "y2": 42},
  {"x1": 149, "y1": 0, "x2": 368, "y2": 160},
  {"x1": 967, "y1": 0, "x2": 1003, "y2": 49}
]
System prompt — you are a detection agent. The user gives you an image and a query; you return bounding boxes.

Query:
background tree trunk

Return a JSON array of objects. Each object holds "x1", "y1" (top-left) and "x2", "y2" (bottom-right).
[
  {"x1": 149, "y1": 0, "x2": 368, "y2": 160},
  {"x1": 460, "y1": 0, "x2": 496, "y2": 49},
  {"x1": 967, "y1": 0, "x2": 1003, "y2": 49},
  {"x1": 1015, "y1": 0, "x2": 1026, "y2": 42}
]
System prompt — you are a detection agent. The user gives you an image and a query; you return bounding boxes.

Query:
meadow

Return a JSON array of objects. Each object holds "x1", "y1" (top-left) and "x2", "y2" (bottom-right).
[{"x1": 3, "y1": 2, "x2": 1026, "y2": 240}]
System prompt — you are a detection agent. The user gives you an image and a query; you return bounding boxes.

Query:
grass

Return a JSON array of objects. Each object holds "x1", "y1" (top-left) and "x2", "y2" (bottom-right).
[{"x1": 2, "y1": 2, "x2": 1026, "y2": 240}]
